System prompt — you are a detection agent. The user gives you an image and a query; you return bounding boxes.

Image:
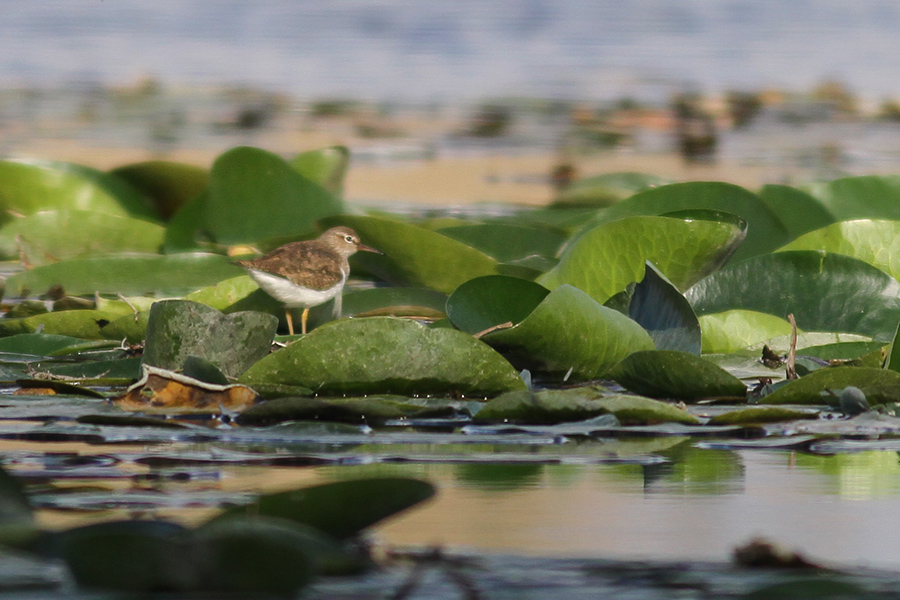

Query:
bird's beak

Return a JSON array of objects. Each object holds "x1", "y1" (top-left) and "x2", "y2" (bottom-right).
[{"x1": 358, "y1": 244, "x2": 384, "y2": 255}]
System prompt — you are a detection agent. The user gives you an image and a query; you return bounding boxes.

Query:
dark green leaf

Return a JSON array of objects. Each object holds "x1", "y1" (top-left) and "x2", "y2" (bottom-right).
[
  {"x1": 446, "y1": 275, "x2": 549, "y2": 336},
  {"x1": 760, "y1": 367, "x2": 900, "y2": 406},
  {"x1": 608, "y1": 350, "x2": 747, "y2": 400},
  {"x1": 111, "y1": 160, "x2": 209, "y2": 221},
  {"x1": 628, "y1": 261, "x2": 701, "y2": 354}
]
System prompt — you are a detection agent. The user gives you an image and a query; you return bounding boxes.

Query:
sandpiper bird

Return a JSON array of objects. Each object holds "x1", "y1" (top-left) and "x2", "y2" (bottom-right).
[{"x1": 234, "y1": 226, "x2": 382, "y2": 335}]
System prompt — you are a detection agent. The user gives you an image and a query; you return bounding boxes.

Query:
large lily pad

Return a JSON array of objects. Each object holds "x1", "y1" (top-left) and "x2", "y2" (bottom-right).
[
  {"x1": 594, "y1": 394, "x2": 700, "y2": 425},
  {"x1": 607, "y1": 350, "x2": 747, "y2": 400},
  {"x1": 482, "y1": 285, "x2": 654, "y2": 380},
  {"x1": 436, "y1": 223, "x2": 567, "y2": 262},
  {"x1": 806, "y1": 175, "x2": 900, "y2": 221},
  {"x1": 777, "y1": 219, "x2": 900, "y2": 280},
  {"x1": 0, "y1": 159, "x2": 158, "y2": 224},
  {"x1": 472, "y1": 388, "x2": 607, "y2": 425},
  {"x1": 3, "y1": 253, "x2": 245, "y2": 298},
  {"x1": 210, "y1": 477, "x2": 436, "y2": 540},
  {"x1": 142, "y1": 300, "x2": 277, "y2": 378},
  {"x1": 111, "y1": 160, "x2": 209, "y2": 220},
  {"x1": 573, "y1": 181, "x2": 787, "y2": 261},
  {"x1": 0, "y1": 210, "x2": 165, "y2": 266},
  {"x1": 759, "y1": 367, "x2": 900, "y2": 406},
  {"x1": 628, "y1": 262, "x2": 701, "y2": 354},
  {"x1": 686, "y1": 250, "x2": 900, "y2": 341},
  {"x1": 290, "y1": 146, "x2": 350, "y2": 196},
  {"x1": 757, "y1": 184, "x2": 835, "y2": 241},
  {"x1": 699, "y1": 310, "x2": 794, "y2": 354},
  {"x1": 321, "y1": 215, "x2": 500, "y2": 294},
  {"x1": 538, "y1": 214, "x2": 746, "y2": 304},
  {"x1": 239, "y1": 317, "x2": 526, "y2": 396},
  {"x1": 446, "y1": 275, "x2": 550, "y2": 336}
]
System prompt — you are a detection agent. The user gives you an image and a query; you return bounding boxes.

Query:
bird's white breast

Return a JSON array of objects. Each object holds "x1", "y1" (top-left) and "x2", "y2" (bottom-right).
[{"x1": 247, "y1": 269, "x2": 343, "y2": 308}]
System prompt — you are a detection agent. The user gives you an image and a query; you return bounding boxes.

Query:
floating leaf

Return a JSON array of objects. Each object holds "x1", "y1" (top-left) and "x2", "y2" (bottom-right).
[
  {"x1": 594, "y1": 394, "x2": 700, "y2": 425},
  {"x1": 289, "y1": 146, "x2": 350, "y2": 196},
  {"x1": 0, "y1": 310, "x2": 128, "y2": 339},
  {"x1": 239, "y1": 317, "x2": 525, "y2": 396},
  {"x1": 482, "y1": 285, "x2": 654, "y2": 380},
  {"x1": 699, "y1": 310, "x2": 794, "y2": 354},
  {"x1": 210, "y1": 477, "x2": 435, "y2": 539},
  {"x1": 436, "y1": 223, "x2": 567, "y2": 262},
  {"x1": 608, "y1": 350, "x2": 747, "y2": 400},
  {"x1": 757, "y1": 184, "x2": 835, "y2": 241},
  {"x1": 759, "y1": 367, "x2": 900, "y2": 406},
  {"x1": 341, "y1": 287, "x2": 448, "y2": 320},
  {"x1": 628, "y1": 261, "x2": 701, "y2": 354},
  {"x1": 203, "y1": 146, "x2": 343, "y2": 245},
  {"x1": 142, "y1": 300, "x2": 277, "y2": 378},
  {"x1": 113, "y1": 365, "x2": 259, "y2": 414},
  {"x1": 472, "y1": 388, "x2": 607, "y2": 425},
  {"x1": 686, "y1": 250, "x2": 900, "y2": 341},
  {"x1": 4, "y1": 253, "x2": 245, "y2": 298},
  {"x1": 0, "y1": 159, "x2": 158, "y2": 224},
  {"x1": 321, "y1": 215, "x2": 499, "y2": 294},
  {"x1": 111, "y1": 160, "x2": 209, "y2": 220},
  {"x1": 237, "y1": 396, "x2": 411, "y2": 426},
  {"x1": 573, "y1": 181, "x2": 786, "y2": 261},
  {"x1": 446, "y1": 275, "x2": 549, "y2": 336},
  {"x1": 706, "y1": 406, "x2": 819, "y2": 425},
  {"x1": 806, "y1": 174, "x2": 900, "y2": 221},
  {"x1": 0, "y1": 210, "x2": 165, "y2": 266},
  {"x1": 778, "y1": 219, "x2": 900, "y2": 280},
  {"x1": 539, "y1": 214, "x2": 746, "y2": 304}
]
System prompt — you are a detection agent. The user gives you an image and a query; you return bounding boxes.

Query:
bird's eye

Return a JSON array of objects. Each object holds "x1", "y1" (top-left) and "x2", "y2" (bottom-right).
[{"x1": 345, "y1": 235, "x2": 354, "y2": 242}]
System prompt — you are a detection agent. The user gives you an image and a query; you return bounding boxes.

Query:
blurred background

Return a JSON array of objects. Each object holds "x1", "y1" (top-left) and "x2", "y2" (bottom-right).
[{"x1": 3, "y1": 0, "x2": 900, "y2": 203}]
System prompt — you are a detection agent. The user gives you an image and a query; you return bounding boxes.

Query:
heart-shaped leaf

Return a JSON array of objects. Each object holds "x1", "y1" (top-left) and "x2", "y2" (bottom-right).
[
  {"x1": 607, "y1": 350, "x2": 747, "y2": 400},
  {"x1": 539, "y1": 214, "x2": 746, "y2": 304},
  {"x1": 321, "y1": 215, "x2": 500, "y2": 294},
  {"x1": 699, "y1": 310, "x2": 794, "y2": 354},
  {"x1": 628, "y1": 261, "x2": 701, "y2": 354},
  {"x1": 239, "y1": 317, "x2": 526, "y2": 396},
  {"x1": 0, "y1": 159, "x2": 158, "y2": 224},
  {"x1": 0, "y1": 210, "x2": 165, "y2": 266},
  {"x1": 482, "y1": 285, "x2": 654, "y2": 380},
  {"x1": 686, "y1": 250, "x2": 900, "y2": 341},
  {"x1": 778, "y1": 219, "x2": 900, "y2": 280},
  {"x1": 4, "y1": 253, "x2": 245, "y2": 298},
  {"x1": 142, "y1": 300, "x2": 277, "y2": 378},
  {"x1": 446, "y1": 275, "x2": 550, "y2": 336},
  {"x1": 759, "y1": 367, "x2": 900, "y2": 406}
]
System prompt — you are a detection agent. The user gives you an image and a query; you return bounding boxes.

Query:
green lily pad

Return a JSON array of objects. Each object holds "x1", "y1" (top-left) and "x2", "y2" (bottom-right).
[
  {"x1": 239, "y1": 317, "x2": 525, "y2": 396},
  {"x1": 204, "y1": 146, "x2": 343, "y2": 245},
  {"x1": 0, "y1": 159, "x2": 158, "y2": 224},
  {"x1": 321, "y1": 215, "x2": 500, "y2": 294},
  {"x1": 538, "y1": 214, "x2": 746, "y2": 304},
  {"x1": 806, "y1": 174, "x2": 900, "y2": 221},
  {"x1": 628, "y1": 261, "x2": 701, "y2": 354},
  {"x1": 472, "y1": 388, "x2": 607, "y2": 425},
  {"x1": 111, "y1": 160, "x2": 209, "y2": 220},
  {"x1": 482, "y1": 285, "x2": 654, "y2": 380},
  {"x1": 3, "y1": 253, "x2": 245, "y2": 298},
  {"x1": 36, "y1": 357, "x2": 142, "y2": 381},
  {"x1": 778, "y1": 219, "x2": 900, "y2": 280},
  {"x1": 699, "y1": 310, "x2": 794, "y2": 354},
  {"x1": 446, "y1": 275, "x2": 550, "y2": 336},
  {"x1": 436, "y1": 223, "x2": 567, "y2": 262},
  {"x1": 341, "y1": 287, "x2": 448, "y2": 319},
  {"x1": 594, "y1": 394, "x2": 700, "y2": 425},
  {"x1": 552, "y1": 172, "x2": 673, "y2": 207},
  {"x1": 0, "y1": 310, "x2": 130, "y2": 339},
  {"x1": 573, "y1": 181, "x2": 787, "y2": 261},
  {"x1": 800, "y1": 341, "x2": 886, "y2": 361},
  {"x1": 607, "y1": 350, "x2": 747, "y2": 400},
  {"x1": 686, "y1": 250, "x2": 900, "y2": 341},
  {"x1": 210, "y1": 477, "x2": 435, "y2": 540},
  {"x1": 759, "y1": 367, "x2": 900, "y2": 405},
  {"x1": 757, "y1": 184, "x2": 835, "y2": 241},
  {"x1": 0, "y1": 210, "x2": 165, "y2": 266},
  {"x1": 706, "y1": 406, "x2": 819, "y2": 425},
  {"x1": 142, "y1": 300, "x2": 277, "y2": 378},
  {"x1": 289, "y1": 146, "x2": 350, "y2": 196},
  {"x1": 0, "y1": 333, "x2": 96, "y2": 357}
]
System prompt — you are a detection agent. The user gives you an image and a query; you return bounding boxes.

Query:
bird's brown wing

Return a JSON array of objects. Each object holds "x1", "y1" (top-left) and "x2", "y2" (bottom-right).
[{"x1": 236, "y1": 242, "x2": 345, "y2": 291}]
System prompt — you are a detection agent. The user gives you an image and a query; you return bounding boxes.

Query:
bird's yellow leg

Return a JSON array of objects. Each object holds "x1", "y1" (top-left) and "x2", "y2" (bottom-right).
[
  {"x1": 285, "y1": 309, "x2": 295, "y2": 336},
  {"x1": 301, "y1": 308, "x2": 310, "y2": 335}
]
